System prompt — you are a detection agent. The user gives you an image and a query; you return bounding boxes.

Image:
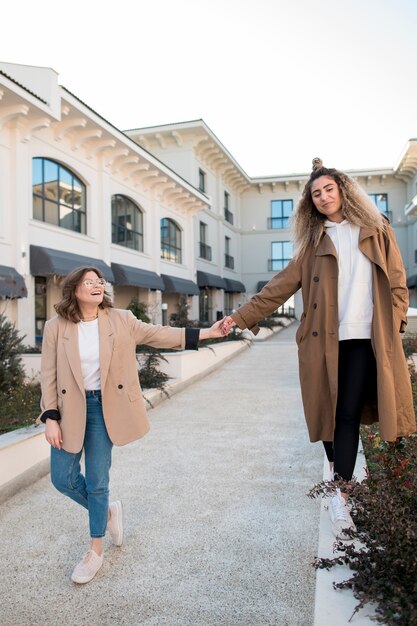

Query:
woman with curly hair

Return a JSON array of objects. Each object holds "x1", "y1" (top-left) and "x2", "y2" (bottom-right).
[
  {"x1": 39, "y1": 266, "x2": 226, "y2": 583},
  {"x1": 222, "y1": 159, "x2": 415, "y2": 539}
]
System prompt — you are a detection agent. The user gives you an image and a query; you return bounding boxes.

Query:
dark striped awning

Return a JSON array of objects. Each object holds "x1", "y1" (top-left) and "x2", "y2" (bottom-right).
[
  {"x1": 30, "y1": 245, "x2": 114, "y2": 282},
  {"x1": 197, "y1": 271, "x2": 227, "y2": 290},
  {"x1": 223, "y1": 278, "x2": 246, "y2": 293},
  {"x1": 257, "y1": 281, "x2": 269, "y2": 292},
  {"x1": 161, "y1": 274, "x2": 200, "y2": 295},
  {"x1": 111, "y1": 263, "x2": 164, "y2": 290},
  {"x1": 0, "y1": 266, "x2": 27, "y2": 299}
]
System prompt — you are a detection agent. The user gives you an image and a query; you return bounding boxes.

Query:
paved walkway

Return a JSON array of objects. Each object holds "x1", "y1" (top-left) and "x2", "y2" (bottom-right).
[{"x1": 0, "y1": 324, "x2": 323, "y2": 626}]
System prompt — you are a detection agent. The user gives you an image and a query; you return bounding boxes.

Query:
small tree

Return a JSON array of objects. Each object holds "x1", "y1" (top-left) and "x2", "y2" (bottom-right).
[
  {"x1": 126, "y1": 299, "x2": 169, "y2": 391},
  {"x1": 0, "y1": 313, "x2": 25, "y2": 391},
  {"x1": 170, "y1": 294, "x2": 194, "y2": 327},
  {"x1": 127, "y1": 298, "x2": 151, "y2": 323}
]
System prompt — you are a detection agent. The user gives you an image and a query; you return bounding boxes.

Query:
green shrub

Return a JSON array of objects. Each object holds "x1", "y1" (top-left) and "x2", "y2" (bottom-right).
[
  {"x1": 0, "y1": 313, "x2": 25, "y2": 391},
  {"x1": 136, "y1": 346, "x2": 169, "y2": 390},
  {"x1": 127, "y1": 298, "x2": 151, "y2": 323},
  {"x1": 0, "y1": 381, "x2": 41, "y2": 434},
  {"x1": 169, "y1": 294, "x2": 195, "y2": 327}
]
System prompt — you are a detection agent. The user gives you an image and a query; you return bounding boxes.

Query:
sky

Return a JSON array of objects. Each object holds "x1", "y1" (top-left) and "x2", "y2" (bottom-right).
[{"x1": 2, "y1": 0, "x2": 417, "y2": 176}]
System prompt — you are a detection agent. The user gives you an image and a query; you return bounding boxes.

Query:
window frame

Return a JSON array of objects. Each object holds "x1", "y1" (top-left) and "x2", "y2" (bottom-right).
[
  {"x1": 268, "y1": 199, "x2": 293, "y2": 229},
  {"x1": 161, "y1": 218, "x2": 182, "y2": 263},
  {"x1": 269, "y1": 241, "x2": 293, "y2": 271},
  {"x1": 111, "y1": 194, "x2": 144, "y2": 252},
  {"x1": 198, "y1": 168, "x2": 206, "y2": 193},
  {"x1": 32, "y1": 157, "x2": 87, "y2": 234}
]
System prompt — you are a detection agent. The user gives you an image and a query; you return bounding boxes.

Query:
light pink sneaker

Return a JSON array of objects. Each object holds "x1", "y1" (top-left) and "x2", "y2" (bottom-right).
[
  {"x1": 107, "y1": 500, "x2": 123, "y2": 546},
  {"x1": 71, "y1": 549, "x2": 103, "y2": 584}
]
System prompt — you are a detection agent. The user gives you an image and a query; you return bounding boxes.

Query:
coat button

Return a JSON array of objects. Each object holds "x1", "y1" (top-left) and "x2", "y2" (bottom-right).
[
  {"x1": 62, "y1": 389, "x2": 66, "y2": 394},
  {"x1": 313, "y1": 303, "x2": 317, "y2": 309},
  {"x1": 118, "y1": 384, "x2": 123, "y2": 389},
  {"x1": 313, "y1": 276, "x2": 319, "y2": 282},
  {"x1": 312, "y1": 331, "x2": 318, "y2": 337}
]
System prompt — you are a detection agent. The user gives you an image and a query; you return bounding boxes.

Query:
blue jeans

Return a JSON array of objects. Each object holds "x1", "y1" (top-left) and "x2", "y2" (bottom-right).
[{"x1": 50, "y1": 391, "x2": 113, "y2": 538}]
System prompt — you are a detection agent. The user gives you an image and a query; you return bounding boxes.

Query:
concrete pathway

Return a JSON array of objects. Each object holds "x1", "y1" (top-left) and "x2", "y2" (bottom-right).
[{"x1": 0, "y1": 324, "x2": 323, "y2": 626}]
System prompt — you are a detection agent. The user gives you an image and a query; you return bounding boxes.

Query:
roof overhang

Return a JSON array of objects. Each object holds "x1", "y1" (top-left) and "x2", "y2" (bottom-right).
[
  {"x1": 161, "y1": 274, "x2": 199, "y2": 295},
  {"x1": 224, "y1": 278, "x2": 245, "y2": 293},
  {"x1": 197, "y1": 271, "x2": 227, "y2": 290},
  {"x1": 30, "y1": 245, "x2": 114, "y2": 282},
  {"x1": 0, "y1": 266, "x2": 27, "y2": 299},
  {"x1": 394, "y1": 139, "x2": 417, "y2": 181},
  {"x1": 111, "y1": 263, "x2": 164, "y2": 290}
]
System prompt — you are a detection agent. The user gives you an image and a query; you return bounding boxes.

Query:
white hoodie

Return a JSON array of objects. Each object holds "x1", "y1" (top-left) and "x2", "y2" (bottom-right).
[{"x1": 324, "y1": 219, "x2": 373, "y2": 340}]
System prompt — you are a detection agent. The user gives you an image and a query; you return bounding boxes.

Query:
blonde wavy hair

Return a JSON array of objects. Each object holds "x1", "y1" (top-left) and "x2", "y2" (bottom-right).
[
  {"x1": 54, "y1": 266, "x2": 113, "y2": 322},
  {"x1": 292, "y1": 158, "x2": 386, "y2": 259}
]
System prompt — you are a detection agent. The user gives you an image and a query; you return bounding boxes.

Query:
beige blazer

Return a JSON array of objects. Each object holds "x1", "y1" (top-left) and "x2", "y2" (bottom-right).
[{"x1": 39, "y1": 308, "x2": 185, "y2": 453}]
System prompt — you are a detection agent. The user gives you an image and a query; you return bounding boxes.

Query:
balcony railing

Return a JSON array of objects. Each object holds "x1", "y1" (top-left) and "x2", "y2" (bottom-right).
[
  {"x1": 267, "y1": 217, "x2": 290, "y2": 229},
  {"x1": 225, "y1": 254, "x2": 234, "y2": 269},
  {"x1": 199, "y1": 242, "x2": 212, "y2": 261},
  {"x1": 224, "y1": 208, "x2": 234, "y2": 225}
]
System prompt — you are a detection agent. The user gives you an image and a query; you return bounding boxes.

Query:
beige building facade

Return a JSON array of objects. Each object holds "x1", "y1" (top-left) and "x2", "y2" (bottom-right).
[{"x1": 1, "y1": 62, "x2": 417, "y2": 345}]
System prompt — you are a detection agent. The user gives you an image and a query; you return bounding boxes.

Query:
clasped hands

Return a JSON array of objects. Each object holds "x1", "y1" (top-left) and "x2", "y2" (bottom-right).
[{"x1": 200, "y1": 315, "x2": 237, "y2": 340}]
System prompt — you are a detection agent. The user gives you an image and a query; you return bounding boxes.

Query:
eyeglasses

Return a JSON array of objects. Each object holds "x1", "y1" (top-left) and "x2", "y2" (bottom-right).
[{"x1": 81, "y1": 279, "x2": 107, "y2": 288}]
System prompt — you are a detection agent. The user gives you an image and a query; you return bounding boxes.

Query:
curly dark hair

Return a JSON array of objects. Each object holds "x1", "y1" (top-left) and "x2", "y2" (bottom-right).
[
  {"x1": 292, "y1": 158, "x2": 385, "y2": 259},
  {"x1": 54, "y1": 266, "x2": 113, "y2": 322}
]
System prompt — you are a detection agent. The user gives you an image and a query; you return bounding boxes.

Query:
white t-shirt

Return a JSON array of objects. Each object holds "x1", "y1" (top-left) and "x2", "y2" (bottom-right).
[
  {"x1": 77, "y1": 318, "x2": 101, "y2": 390},
  {"x1": 324, "y1": 219, "x2": 373, "y2": 340}
]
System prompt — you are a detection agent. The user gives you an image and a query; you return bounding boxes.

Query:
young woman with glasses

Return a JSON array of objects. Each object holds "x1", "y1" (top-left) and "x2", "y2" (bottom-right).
[{"x1": 39, "y1": 266, "x2": 226, "y2": 584}]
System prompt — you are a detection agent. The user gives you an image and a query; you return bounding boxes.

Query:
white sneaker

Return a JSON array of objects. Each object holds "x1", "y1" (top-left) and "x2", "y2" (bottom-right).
[
  {"x1": 329, "y1": 488, "x2": 356, "y2": 540},
  {"x1": 107, "y1": 500, "x2": 123, "y2": 546},
  {"x1": 71, "y1": 549, "x2": 103, "y2": 584}
]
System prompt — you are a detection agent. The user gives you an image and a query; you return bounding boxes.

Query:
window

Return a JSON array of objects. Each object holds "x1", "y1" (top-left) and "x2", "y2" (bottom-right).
[
  {"x1": 111, "y1": 195, "x2": 143, "y2": 251},
  {"x1": 268, "y1": 200, "x2": 293, "y2": 229},
  {"x1": 369, "y1": 193, "x2": 388, "y2": 214},
  {"x1": 369, "y1": 193, "x2": 392, "y2": 220},
  {"x1": 198, "y1": 169, "x2": 206, "y2": 193},
  {"x1": 269, "y1": 241, "x2": 293, "y2": 271},
  {"x1": 224, "y1": 191, "x2": 233, "y2": 224},
  {"x1": 199, "y1": 222, "x2": 212, "y2": 261},
  {"x1": 161, "y1": 218, "x2": 182, "y2": 263},
  {"x1": 225, "y1": 236, "x2": 234, "y2": 269},
  {"x1": 32, "y1": 158, "x2": 86, "y2": 233}
]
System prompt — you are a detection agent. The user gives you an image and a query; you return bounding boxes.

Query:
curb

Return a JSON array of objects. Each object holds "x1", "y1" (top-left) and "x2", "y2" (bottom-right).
[{"x1": 313, "y1": 445, "x2": 378, "y2": 624}]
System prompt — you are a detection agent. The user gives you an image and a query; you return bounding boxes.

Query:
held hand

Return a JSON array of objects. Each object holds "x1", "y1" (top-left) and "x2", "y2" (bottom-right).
[
  {"x1": 45, "y1": 419, "x2": 63, "y2": 449},
  {"x1": 220, "y1": 315, "x2": 236, "y2": 334},
  {"x1": 200, "y1": 319, "x2": 229, "y2": 340}
]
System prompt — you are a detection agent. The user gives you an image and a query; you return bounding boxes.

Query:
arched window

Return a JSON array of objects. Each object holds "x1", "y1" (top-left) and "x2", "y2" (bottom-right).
[
  {"x1": 111, "y1": 195, "x2": 144, "y2": 251},
  {"x1": 32, "y1": 158, "x2": 86, "y2": 233},
  {"x1": 161, "y1": 218, "x2": 182, "y2": 263}
]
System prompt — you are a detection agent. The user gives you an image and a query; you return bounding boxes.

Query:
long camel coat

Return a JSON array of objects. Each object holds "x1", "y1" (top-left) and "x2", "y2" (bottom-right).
[
  {"x1": 39, "y1": 308, "x2": 185, "y2": 453},
  {"x1": 232, "y1": 223, "x2": 416, "y2": 442}
]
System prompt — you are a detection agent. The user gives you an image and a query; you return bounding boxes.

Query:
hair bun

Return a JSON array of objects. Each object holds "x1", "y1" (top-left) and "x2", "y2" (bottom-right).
[{"x1": 312, "y1": 157, "x2": 323, "y2": 171}]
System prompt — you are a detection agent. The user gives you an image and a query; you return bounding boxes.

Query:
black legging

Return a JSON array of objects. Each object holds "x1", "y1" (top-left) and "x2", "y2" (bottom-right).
[{"x1": 323, "y1": 339, "x2": 376, "y2": 481}]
